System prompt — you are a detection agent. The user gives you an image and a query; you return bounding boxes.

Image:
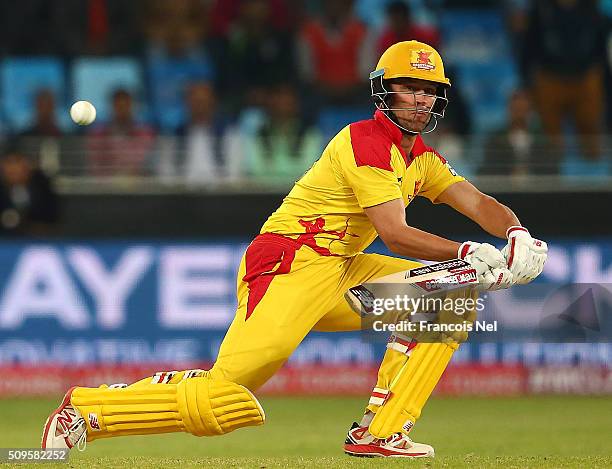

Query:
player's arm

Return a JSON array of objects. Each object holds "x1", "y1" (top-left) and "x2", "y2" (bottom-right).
[
  {"x1": 436, "y1": 180, "x2": 547, "y2": 284},
  {"x1": 434, "y1": 180, "x2": 520, "y2": 238},
  {"x1": 365, "y1": 198, "x2": 512, "y2": 289},
  {"x1": 364, "y1": 198, "x2": 460, "y2": 261}
]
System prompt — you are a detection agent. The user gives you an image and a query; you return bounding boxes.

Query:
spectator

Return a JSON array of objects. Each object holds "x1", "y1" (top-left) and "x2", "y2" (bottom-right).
[
  {"x1": 245, "y1": 83, "x2": 321, "y2": 183},
  {"x1": 143, "y1": 0, "x2": 220, "y2": 172},
  {"x1": 144, "y1": 0, "x2": 216, "y2": 131},
  {"x1": 298, "y1": 0, "x2": 370, "y2": 106},
  {"x1": 170, "y1": 82, "x2": 243, "y2": 185},
  {"x1": 602, "y1": 1, "x2": 612, "y2": 134},
  {"x1": 503, "y1": 0, "x2": 529, "y2": 66},
  {"x1": 354, "y1": 0, "x2": 442, "y2": 29},
  {"x1": 144, "y1": 0, "x2": 207, "y2": 54},
  {"x1": 439, "y1": 68, "x2": 472, "y2": 138},
  {"x1": 87, "y1": 89, "x2": 156, "y2": 176},
  {"x1": 521, "y1": 0, "x2": 606, "y2": 167},
  {"x1": 219, "y1": 0, "x2": 297, "y2": 112},
  {"x1": 20, "y1": 89, "x2": 62, "y2": 139},
  {"x1": 479, "y1": 90, "x2": 551, "y2": 176},
  {"x1": 375, "y1": 1, "x2": 440, "y2": 57},
  {"x1": 208, "y1": 0, "x2": 294, "y2": 37},
  {"x1": 0, "y1": 146, "x2": 59, "y2": 236},
  {"x1": 52, "y1": 0, "x2": 142, "y2": 56},
  {"x1": 19, "y1": 89, "x2": 64, "y2": 176},
  {"x1": 0, "y1": 0, "x2": 57, "y2": 55},
  {"x1": 424, "y1": 69, "x2": 472, "y2": 166}
]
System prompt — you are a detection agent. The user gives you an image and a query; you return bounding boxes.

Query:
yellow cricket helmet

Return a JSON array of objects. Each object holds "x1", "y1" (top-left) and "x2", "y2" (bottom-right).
[
  {"x1": 370, "y1": 41, "x2": 451, "y2": 134},
  {"x1": 371, "y1": 40, "x2": 451, "y2": 87}
]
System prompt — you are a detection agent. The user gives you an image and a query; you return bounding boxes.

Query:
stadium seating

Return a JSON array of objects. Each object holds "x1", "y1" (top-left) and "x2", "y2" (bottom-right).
[
  {"x1": 561, "y1": 130, "x2": 611, "y2": 177},
  {"x1": 71, "y1": 57, "x2": 145, "y2": 123},
  {"x1": 0, "y1": 57, "x2": 66, "y2": 131},
  {"x1": 147, "y1": 53, "x2": 215, "y2": 132},
  {"x1": 440, "y1": 10, "x2": 510, "y2": 65},
  {"x1": 318, "y1": 107, "x2": 372, "y2": 143},
  {"x1": 457, "y1": 60, "x2": 518, "y2": 135},
  {"x1": 440, "y1": 10, "x2": 517, "y2": 135}
]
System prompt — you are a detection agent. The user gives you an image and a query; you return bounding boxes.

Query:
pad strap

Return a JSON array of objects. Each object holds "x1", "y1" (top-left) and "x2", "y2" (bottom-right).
[
  {"x1": 386, "y1": 335, "x2": 418, "y2": 356},
  {"x1": 368, "y1": 387, "x2": 391, "y2": 407}
]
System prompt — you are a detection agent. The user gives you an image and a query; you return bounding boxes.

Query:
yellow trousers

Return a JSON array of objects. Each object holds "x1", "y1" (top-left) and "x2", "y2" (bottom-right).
[
  {"x1": 209, "y1": 233, "x2": 421, "y2": 391},
  {"x1": 70, "y1": 234, "x2": 460, "y2": 441}
]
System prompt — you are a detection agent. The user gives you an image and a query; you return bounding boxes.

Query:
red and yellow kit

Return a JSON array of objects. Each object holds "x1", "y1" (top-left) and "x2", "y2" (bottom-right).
[
  {"x1": 261, "y1": 110, "x2": 463, "y2": 257},
  {"x1": 210, "y1": 110, "x2": 465, "y2": 390},
  {"x1": 61, "y1": 43, "x2": 470, "y2": 445}
]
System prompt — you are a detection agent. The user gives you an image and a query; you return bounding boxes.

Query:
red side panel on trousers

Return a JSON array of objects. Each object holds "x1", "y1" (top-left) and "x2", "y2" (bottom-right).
[{"x1": 242, "y1": 234, "x2": 299, "y2": 320}]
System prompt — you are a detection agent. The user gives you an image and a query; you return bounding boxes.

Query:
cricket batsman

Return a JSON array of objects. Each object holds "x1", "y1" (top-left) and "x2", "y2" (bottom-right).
[{"x1": 42, "y1": 41, "x2": 547, "y2": 457}]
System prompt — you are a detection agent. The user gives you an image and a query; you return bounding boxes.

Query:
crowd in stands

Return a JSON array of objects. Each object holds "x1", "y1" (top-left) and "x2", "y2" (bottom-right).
[{"x1": 0, "y1": 0, "x2": 610, "y2": 205}]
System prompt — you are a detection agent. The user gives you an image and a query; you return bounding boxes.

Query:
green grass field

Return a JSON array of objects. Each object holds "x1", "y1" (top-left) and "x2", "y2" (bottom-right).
[{"x1": 2, "y1": 395, "x2": 611, "y2": 468}]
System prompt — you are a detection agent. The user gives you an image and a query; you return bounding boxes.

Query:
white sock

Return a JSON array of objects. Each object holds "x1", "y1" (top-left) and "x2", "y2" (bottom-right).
[{"x1": 359, "y1": 410, "x2": 374, "y2": 427}]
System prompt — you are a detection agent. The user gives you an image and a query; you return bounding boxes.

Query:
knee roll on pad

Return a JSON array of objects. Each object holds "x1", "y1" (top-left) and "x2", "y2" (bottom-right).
[{"x1": 177, "y1": 377, "x2": 265, "y2": 436}]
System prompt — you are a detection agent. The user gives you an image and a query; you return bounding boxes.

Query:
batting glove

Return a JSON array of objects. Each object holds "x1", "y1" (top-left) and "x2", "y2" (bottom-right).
[
  {"x1": 501, "y1": 226, "x2": 547, "y2": 284},
  {"x1": 458, "y1": 241, "x2": 514, "y2": 290}
]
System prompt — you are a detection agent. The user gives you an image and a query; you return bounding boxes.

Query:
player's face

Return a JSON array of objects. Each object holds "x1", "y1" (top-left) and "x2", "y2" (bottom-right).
[{"x1": 388, "y1": 79, "x2": 438, "y2": 132}]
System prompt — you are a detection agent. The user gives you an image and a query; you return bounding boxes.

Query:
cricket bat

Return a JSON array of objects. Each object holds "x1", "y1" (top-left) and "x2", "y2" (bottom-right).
[{"x1": 344, "y1": 258, "x2": 478, "y2": 317}]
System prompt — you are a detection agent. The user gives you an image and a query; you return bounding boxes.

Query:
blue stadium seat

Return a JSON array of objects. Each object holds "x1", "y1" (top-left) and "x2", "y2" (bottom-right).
[
  {"x1": 561, "y1": 130, "x2": 611, "y2": 177},
  {"x1": 1, "y1": 57, "x2": 66, "y2": 132},
  {"x1": 72, "y1": 57, "x2": 145, "y2": 123},
  {"x1": 440, "y1": 10, "x2": 511, "y2": 65},
  {"x1": 457, "y1": 60, "x2": 518, "y2": 135},
  {"x1": 148, "y1": 54, "x2": 215, "y2": 132},
  {"x1": 439, "y1": 10, "x2": 517, "y2": 136},
  {"x1": 318, "y1": 107, "x2": 372, "y2": 143},
  {"x1": 562, "y1": 155, "x2": 610, "y2": 177}
]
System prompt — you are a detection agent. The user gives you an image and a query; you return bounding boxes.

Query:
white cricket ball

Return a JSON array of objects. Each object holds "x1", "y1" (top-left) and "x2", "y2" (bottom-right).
[{"x1": 70, "y1": 100, "x2": 97, "y2": 125}]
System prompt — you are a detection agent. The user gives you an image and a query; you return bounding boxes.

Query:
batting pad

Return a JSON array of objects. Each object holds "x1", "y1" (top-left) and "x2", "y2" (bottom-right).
[
  {"x1": 70, "y1": 377, "x2": 265, "y2": 441},
  {"x1": 368, "y1": 341, "x2": 458, "y2": 439}
]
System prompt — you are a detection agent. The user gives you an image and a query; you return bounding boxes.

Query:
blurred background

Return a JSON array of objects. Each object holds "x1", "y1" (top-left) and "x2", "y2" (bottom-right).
[{"x1": 0, "y1": 0, "x2": 610, "y2": 399}]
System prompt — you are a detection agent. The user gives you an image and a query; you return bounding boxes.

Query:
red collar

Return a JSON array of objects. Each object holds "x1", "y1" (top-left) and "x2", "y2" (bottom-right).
[
  {"x1": 374, "y1": 110, "x2": 403, "y2": 146},
  {"x1": 374, "y1": 110, "x2": 413, "y2": 164}
]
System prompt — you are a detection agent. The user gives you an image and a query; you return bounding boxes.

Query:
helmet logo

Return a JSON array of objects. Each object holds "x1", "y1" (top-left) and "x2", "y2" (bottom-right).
[{"x1": 410, "y1": 50, "x2": 435, "y2": 71}]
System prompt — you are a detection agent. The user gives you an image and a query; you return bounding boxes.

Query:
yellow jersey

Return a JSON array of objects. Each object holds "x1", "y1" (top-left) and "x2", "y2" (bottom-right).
[{"x1": 259, "y1": 110, "x2": 464, "y2": 257}]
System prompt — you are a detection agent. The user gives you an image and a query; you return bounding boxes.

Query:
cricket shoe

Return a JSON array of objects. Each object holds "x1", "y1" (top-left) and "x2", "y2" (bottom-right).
[
  {"x1": 343, "y1": 422, "x2": 434, "y2": 458},
  {"x1": 41, "y1": 386, "x2": 87, "y2": 451}
]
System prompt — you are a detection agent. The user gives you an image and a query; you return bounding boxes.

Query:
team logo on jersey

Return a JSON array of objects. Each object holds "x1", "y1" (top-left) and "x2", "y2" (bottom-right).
[
  {"x1": 407, "y1": 179, "x2": 422, "y2": 203},
  {"x1": 411, "y1": 50, "x2": 435, "y2": 71},
  {"x1": 414, "y1": 179, "x2": 422, "y2": 194}
]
